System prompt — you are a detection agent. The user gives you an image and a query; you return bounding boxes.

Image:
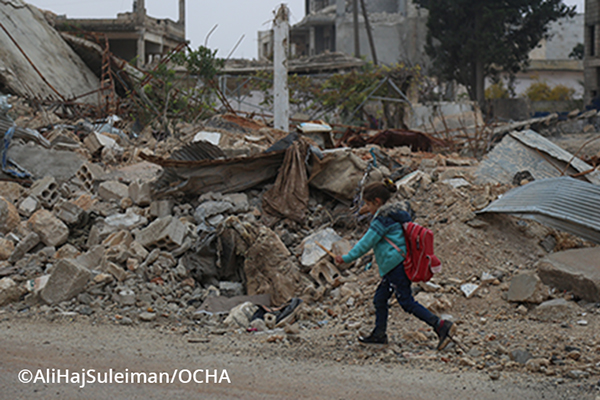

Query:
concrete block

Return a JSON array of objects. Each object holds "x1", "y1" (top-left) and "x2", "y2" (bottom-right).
[
  {"x1": 104, "y1": 261, "x2": 127, "y2": 282},
  {"x1": 135, "y1": 216, "x2": 186, "y2": 251},
  {"x1": 18, "y1": 196, "x2": 39, "y2": 217},
  {"x1": 75, "y1": 163, "x2": 104, "y2": 193},
  {"x1": 507, "y1": 273, "x2": 549, "y2": 304},
  {"x1": 72, "y1": 193, "x2": 96, "y2": 211},
  {"x1": 310, "y1": 259, "x2": 341, "y2": 287},
  {"x1": 98, "y1": 181, "x2": 128, "y2": 202},
  {"x1": 8, "y1": 232, "x2": 40, "y2": 263},
  {"x1": 83, "y1": 131, "x2": 104, "y2": 154},
  {"x1": 0, "y1": 238, "x2": 14, "y2": 261},
  {"x1": 56, "y1": 201, "x2": 85, "y2": 226},
  {"x1": 128, "y1": 180, "x2": 152, "y2": 206},
  {"x1": 531, "y1": 298, "x2": 581, "y2": 322},
  {"x1": 150, "y1": 199, "x2": 173, "y2": 218},
  {"x1": 128, "y1": 241, "x2": 149, "y2": 261},
  {"x1": 537, "y1": 247, "x2": 600, "y2": 302},
  {"x1": 27, "y1": 209, "x2": 69, "y2": 247},
  {"x1": 102, "y1": 230, "x2": 134, "y2": 248},
  {"x1": 104, "y1": 210, "x2": 147, "y2": 230},
  {"x1": 0, "y1": 196, "x2": 19, "y2": 235},
  {"x1": 29, "y1": 176, "x2": 59, "y2": 209},
  {"x1": 40, "y1": 259, "x2": 91, "y2": 304}
]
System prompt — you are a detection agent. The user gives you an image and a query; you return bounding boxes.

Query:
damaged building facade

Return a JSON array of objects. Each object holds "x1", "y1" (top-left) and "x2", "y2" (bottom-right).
[
  {"x1": 258, "y1": 0, "x2": 428, "y2": 66},
  {"x1": 51, "y1": 0, "x2": 187, "y2": 68},
  {"x1": 586, "y1": 0, "x2": 600, "y2": 103}
]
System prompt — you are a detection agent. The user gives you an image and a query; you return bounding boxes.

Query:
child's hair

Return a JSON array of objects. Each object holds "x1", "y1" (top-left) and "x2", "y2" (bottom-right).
[{"x1": 363, "y1": 179, "x2": 397, "y2": 204}]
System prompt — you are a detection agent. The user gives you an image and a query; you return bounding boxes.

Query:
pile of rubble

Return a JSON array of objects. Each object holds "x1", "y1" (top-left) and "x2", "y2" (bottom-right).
[{"x1": 1, "y1": 92, "x2": 600, "y2": 384}]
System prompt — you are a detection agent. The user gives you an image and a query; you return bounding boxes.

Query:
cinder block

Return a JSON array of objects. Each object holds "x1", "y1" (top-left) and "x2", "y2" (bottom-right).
[
  {"x1": 75, "y1": 163, "x2": 104, "y2": 193},
  {"x1": 29, "y1": 176, "x2": 60, "y2": 209},
  {"x1": 98, "y1": 181, "x2": 128, "y2": 202},
  {"x1": 128, "y1": 180, "x2": 152, "y2": 206},
  {"x1": 135, "y1": 216, "x2": 186, "y2": 251},
  {"x1": 310, "y1": 259, "x2": 341, "y2": 287},
  {"x1": 40, "y1": 259, "x2": 91, "y2": 304}
]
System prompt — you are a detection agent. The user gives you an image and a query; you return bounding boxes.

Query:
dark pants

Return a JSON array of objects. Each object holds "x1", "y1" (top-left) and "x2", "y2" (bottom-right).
[{"x1": 373, "y1": 263, "x2": 439, "y2": 335}]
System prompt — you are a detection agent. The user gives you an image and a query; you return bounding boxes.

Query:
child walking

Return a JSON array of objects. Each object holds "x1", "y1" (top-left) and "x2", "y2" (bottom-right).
[{"x1": 335, "y1": 181, "x2": 455, "y2": 349}]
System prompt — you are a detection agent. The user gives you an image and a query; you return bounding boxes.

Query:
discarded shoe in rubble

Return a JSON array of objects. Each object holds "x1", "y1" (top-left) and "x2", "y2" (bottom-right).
[{"x1": 250, "y1": 297, "x2": 303, "y2": 328}]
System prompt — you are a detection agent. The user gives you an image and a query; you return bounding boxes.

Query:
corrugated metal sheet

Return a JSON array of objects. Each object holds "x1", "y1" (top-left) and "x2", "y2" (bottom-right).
[
  {"x1": 474, "y1": 129, "x2": 600, "y2": 186},
  {"x1": 479, "y1": 177, "x2": 600, "y2": 244}
]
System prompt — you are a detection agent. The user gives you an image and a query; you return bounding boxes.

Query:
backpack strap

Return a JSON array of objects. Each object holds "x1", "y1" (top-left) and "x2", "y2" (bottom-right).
[{"x1": 384, "y1": 236, "x2": 406, "y2": 257}]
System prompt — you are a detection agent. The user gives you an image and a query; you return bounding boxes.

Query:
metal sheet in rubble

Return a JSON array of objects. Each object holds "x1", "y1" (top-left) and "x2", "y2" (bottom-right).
[
  {"x1": 479, "y1": 177, "x2": 600, "y2": 244},
  {"x1": 474, "y1": 130, "x2": 600, "y2": 186}
]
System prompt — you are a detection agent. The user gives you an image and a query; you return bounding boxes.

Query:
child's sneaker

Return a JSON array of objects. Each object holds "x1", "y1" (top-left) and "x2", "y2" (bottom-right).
[
  {"x1": 358, "y1": 332, "x2": 388, "y2": 345},
  {"x1": 435, "y1": 320, "x2": 456, "y2": 351}
]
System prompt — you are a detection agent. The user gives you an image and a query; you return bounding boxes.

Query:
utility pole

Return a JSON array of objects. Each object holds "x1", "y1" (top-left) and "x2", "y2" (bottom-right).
[
  {"x1": 353, "y1": 0, "x2": 360, "y2": 57},
  {"x1": 273, "y1": 4, "x2": 289, "y2": 132},
  {"x1": 360, "y1": 0, "x2": 377, "y2": 65}
]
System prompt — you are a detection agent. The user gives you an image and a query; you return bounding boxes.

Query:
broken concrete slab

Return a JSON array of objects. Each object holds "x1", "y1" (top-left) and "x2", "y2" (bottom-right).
[
  {"x1": 537, "y1": 247, "x2": 600, "y2": 302},
  {"x1": 0, "y1": 181, "x2": 24, "y2": 204},
  {"x1": 27, "y1": 209, "x2": 69, "y2": 247},
  {"x1": 0, "y1": 238, "x2": 14, "y2": 260},
  {"x1": 300, "y1": 228, "x2": 343, "y2": 267},
  {"x1": 310, "y1": 259, "x2": 341, "y2": 287},
  {"x1": 0, "y1": 144, "x2": 85, "y2": 182},
  {"x1": 506, "y1": 273, "x2": 549, "y2": 304},
  {"x1": 40, "y1": 259, "x2": 91, "y2": 304},
  {"x1": 55, "y1": 201, "x2": 85, "y2": 226},
  {"x1": 128, "y1": 180, "x2": 152, "y2": 206},
  {"x1": 0, "y1": 1, "x2": 100, "y2": 103},
  {"x1": 18, "y1": 196, "x2": 39, "y2": 218}
]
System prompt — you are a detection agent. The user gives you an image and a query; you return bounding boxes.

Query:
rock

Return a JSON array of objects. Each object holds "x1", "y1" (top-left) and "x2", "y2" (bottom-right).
[
  {"x1": 0, "y1": 277, "x2": 24, "y2": 306},
  {"x1": 506, "y1": 273, "x2": 549, "y2": 304},
  {"x1": 54, "y1": 244, "x2": 81, "y2": 260},
  {"x1": 250, "y1": 318, "x2": 267, "y2": 332},
  {"x1": 98, "y1": 181, "x2": 129, "y2": 202},
  {"x1": 194, "y1": 200, "x2": 234, "y2": 223},
  {"x1": 55, "y1": 201, "x2": 85, "y2": 226},
  {"x1": 75, "y1": 245, "x2": 104, "y2": 270},
  {"x1": 115, "y1": 288, "x2": 136, "y2": 306},
  {"x1": 27, "y1": 209, "x2": 69, "y2": 247},
  {"x1": 525, "y1": 358, "x2": 550, "y2": 372},
  {"x1": 128, "y1": 180, "x2": 152, "y2": 206},
  {"x1": 224, "y1": 301, "x2": 258, "y2": 329},
  {"x1": 18, "y1": 196, "x2": 39, "y2": 217},
  {"x1": 414, "y1": 292, "x2": 452, "y2": 312},
  {"x1": 135, "y1": 216, "x2": 186, "y2": 251},
  {"x1": 218, "y1": 281, "x2": 244, "y2": 297},
  {"x1": 139, "y1": 311, "x2": 157, "y2": 322},
  {"x1": 567, "y1": 370, "x2": 589, "y2": 379},
  {"x1": 0, "y1": 196, "x2": 19, "y2": 235},
  {"x1": 0, "y1": 181, "x2": 24, "y2": 204},
  {"x1": 223, "y1": 193, "x2": 249, "y2": 213},
  {"x1": 516, "y1": 304, "x2": 528, "y2": 315},
  {"x1": 489, "y1": 371, "x2": 501, "y2": 380},
  {"x1": 105, "y1": 261, "x2": 127, "y2": 282},
  {"x1": 149, "y1": 199, "x2": 173, "y2": 218},
  {"x1": 531, "y1": 298, "x2": 581, "y2": 322},
  {"x1": 104, "y1": 210, "x2": 147, "y2": 231},
  {"x1": 119, "y1": 316, "x2": 133, "y2": 325},
  {"x1": 0, "y1": 238, "x2": 14, "y2": 261},
  {"x1": 8, "y1": 232, "x2": 40, "y2": 263},
  {"x1": 537, "y1": 247, "x2": 600, "y2": 302},
  {"x1": 510, "y1": 349, "x2": 532, "y2": 364},
  {"x1": 40, "y1": 259, "x2": 91, "y2": 304}
]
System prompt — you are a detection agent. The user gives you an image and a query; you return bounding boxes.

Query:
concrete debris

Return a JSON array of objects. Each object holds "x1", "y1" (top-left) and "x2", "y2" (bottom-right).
[
  {"x1": 537, "y1": 247, "x2": 600, "y2": 302},
  {"x1": 27, "y1": 209, "x2": 69, "y2": 247},
  {"x1": 0, "y1": 196, "x2": 19, "y2": 235},
  {"x1": 300, "y1": 228, "x2": 343, "y2": 267},
  {"x1": 506, "y1": 273, "x2": 550, "y2": 304},
  {"x1": 40, "y1": 259, "x2": 91, "y2": 304}
]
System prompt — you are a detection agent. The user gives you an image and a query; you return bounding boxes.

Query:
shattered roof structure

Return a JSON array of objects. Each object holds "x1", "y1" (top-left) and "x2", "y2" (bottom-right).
[
  {"x1": 474, "y1": 130, "x2": 600, "y2": 186},
  {"x1": 480, "y1": 177, "x2": 600, "y2": 244},
  {"x1": 0, "y1": 0, "x2": 99, "y2": 103},
  {"x1": 222, "y1": 52, "x2": 366, "y2": 75}
]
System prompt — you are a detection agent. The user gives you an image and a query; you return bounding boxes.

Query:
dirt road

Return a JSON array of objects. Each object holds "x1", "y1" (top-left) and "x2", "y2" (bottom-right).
[{"x1": 0, "y1": 316, "x2": 595, "y2": 400}]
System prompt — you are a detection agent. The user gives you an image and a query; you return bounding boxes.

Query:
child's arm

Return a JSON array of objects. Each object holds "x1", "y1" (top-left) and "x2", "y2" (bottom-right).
[{"x1": 341, "y1": 228, "x2": 382, "y2": 264}]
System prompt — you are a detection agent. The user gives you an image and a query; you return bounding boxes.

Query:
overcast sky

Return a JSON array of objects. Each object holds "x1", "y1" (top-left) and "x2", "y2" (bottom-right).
[{"x1": 25, "y1": 0, "x2": 584, "y2": 60}]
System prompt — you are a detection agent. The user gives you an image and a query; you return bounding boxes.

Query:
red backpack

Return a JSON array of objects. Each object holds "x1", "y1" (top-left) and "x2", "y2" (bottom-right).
[{"x1": 385, "y1": 222, "x2": 442, "y2": 282}]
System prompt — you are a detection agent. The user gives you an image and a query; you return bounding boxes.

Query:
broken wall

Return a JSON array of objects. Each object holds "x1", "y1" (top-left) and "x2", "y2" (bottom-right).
[{"x1": 0, "y1": 1, "x2": 99, "y2": 103}]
